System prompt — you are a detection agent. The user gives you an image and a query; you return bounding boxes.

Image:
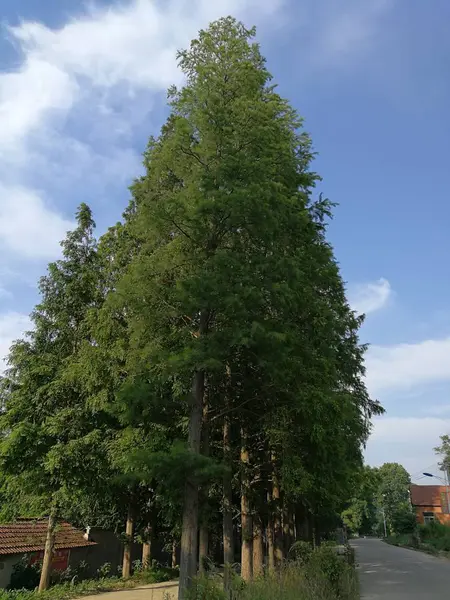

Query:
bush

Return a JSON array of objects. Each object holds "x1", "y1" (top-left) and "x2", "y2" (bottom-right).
[
  {"x1": 391, "y1": 509, "x2": 417, "y2": 535},
  {"x1": 289, "y1": 541, "x2": 313, "y2": 564},
  {"x1": 419, "y1": 521, "x2": 450, "y2": 552},
  {"x1": 7, "y1": 557, "x2": 40, "y2": 591}
]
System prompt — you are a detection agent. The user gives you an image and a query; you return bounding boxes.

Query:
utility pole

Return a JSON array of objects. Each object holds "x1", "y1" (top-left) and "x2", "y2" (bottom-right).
[{"x1": 445, "y1": 466, "x2": 450, "y2": 517}]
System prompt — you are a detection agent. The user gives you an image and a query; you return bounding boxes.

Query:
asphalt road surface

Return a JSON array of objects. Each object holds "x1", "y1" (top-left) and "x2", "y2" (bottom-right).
[{"x1": 352, "y1": 537, "x2": 450, "y2": 599}]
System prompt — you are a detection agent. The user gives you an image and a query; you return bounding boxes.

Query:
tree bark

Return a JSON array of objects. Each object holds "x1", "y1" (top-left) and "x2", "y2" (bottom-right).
[
  {"x1": 142, "y1": 541, "x2": 151, "y2": 568},
  {"x1": 172, "y1": 539, "x2": 178, "y2": 569},
  {"x1": 122, "y1": 503, "x2": 134, "y2": 578},
  {"x1": 267, "y1": 489, "x2": 275, "y2": 573},
  {"x1": 199, "y1": 402, "x2": 210, "y2": 574},
  {"x1": 272, "y1": 455, "x2": 284, "y2": 564},
  {"x1": 283, "y1": 502, "x2": 293, "y2": 558},
  {"x1": 199, "y1": 527, "x2": 209, "y2": 574},
  {"x1": 240, "y1": 429, "x2": 253, "y2": 582},
  {"x1": 252, "y1": 516, "x2": 264, "y2": 578},
  {"x1": 38, "y1": 506, "x2": 57, "y2": 592},
  {"x1": 179, "y1": 311, "x2": 208, "y2": 600},
  {"x1": 142, "y1": 521, "x2": 153, "y2": 569},
  {"x1": 223, "y1": 411, "x2": 234, "y2": 595}
]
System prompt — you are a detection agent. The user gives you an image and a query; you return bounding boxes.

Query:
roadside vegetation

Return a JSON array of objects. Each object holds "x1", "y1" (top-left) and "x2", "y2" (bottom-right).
[
  {"x1": 388, "y1": 521, "x2": 450, "y2": 556},
  {"x1": 188, "y1": 544, "x2": 358, "y2": 600}
]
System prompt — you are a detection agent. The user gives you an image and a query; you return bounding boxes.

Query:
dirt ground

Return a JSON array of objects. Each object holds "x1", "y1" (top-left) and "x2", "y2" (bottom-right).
[{"x1": 80, "y1": 581, "x2": 179, "y2": 600}]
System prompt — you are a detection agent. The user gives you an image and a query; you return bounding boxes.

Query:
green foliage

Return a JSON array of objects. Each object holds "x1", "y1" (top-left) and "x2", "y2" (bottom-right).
[
  {"x1": 342, "y1": 463, "x2": 413, "y2": 537},
  {"x1": 391, "y1": 507, "x2": 416, "y2": 535},
  {"x1": 419, "y1": 521, "x2": 450, "y2": 552},
  {"x1": 7, "y1": 557, "x2": 40, "y2": 591},
  {"x1": 376, "y1": 463, "x2": 411, "y2": 535},
  {"x1": 188, "y1": 552, "x2": 359, "y2": 600},
  {"x1": 289, "y1": 541, "x2": 313, "y2": 564}
]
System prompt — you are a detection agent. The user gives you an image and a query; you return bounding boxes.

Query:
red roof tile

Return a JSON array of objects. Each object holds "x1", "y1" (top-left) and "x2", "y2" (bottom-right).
[
  {"x1": 410, "y1": 484, "x2": 448, "y2": 507},
  {"x1": 0, "y1": 520, "x2": 96, "y2": 556}
]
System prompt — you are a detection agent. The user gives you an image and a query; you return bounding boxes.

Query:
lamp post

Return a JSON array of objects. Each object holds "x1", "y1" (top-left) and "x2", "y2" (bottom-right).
[
  {"x1": 381, "y1": 493, "x2": 387, "y2": 537},
  {"x1": 423, "y1": 472, "x2": 450, "y2": 519}
]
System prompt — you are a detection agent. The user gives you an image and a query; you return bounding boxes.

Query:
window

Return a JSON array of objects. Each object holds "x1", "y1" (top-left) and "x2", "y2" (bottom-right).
[{"x1": 423, "y1": 512, "x2": 435, "y2": 524}]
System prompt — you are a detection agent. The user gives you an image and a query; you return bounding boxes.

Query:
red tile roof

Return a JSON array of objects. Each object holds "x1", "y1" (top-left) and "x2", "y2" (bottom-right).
[
  {"x1": 0, "y1": 520, "x2": 96, "y2": 556},
  {"x1": 410, "y1": 484, "x2": 449, "y2": 507}
]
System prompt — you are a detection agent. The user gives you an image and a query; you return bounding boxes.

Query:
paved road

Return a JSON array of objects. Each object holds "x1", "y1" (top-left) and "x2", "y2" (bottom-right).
[{"x1": 352, "y1": 537, "x2": 450, "y2": 599}]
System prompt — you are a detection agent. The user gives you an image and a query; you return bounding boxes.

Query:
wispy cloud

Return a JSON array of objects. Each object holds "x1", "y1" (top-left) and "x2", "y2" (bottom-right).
[
  {"x1": 365, "y1": 416, "x2": 450, "y2": 477},
  {"x1": 0, "y1": 312, "x2": 31, "y2": 372},
  {"x1": 366, "y1": 337, "x2": 450, "y2": 396},
  {"x1": 313, "y1": 0, "x2": 393, "y2": 67},
  {"x1": 349, "y1": 278, "x2": 392, "y2": 315},
  {"x1": 0, "y1": 0, "x2": 284, "y2": 262}
]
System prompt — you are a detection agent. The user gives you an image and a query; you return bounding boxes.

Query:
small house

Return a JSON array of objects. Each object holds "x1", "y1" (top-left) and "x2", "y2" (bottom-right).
[
  {"x1": 0, "y1": 519, "x2": 96, "y2": 588},
  {"x1": 410, "y1": 484, "x2": 450, "y2": 526}
]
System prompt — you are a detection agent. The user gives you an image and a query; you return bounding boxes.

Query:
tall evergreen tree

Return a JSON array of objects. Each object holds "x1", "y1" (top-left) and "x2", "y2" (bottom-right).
[
  {"x1": 111, "y1": 16, "x2": 378, "y2": 597},
  {"x1": 0, "y1": 204, "x2": 108, "y2": 590}
]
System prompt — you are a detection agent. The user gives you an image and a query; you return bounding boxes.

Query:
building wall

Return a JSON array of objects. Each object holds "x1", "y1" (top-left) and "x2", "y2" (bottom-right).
[
  {"x1": 415, "y1": 505, "x2": 450, "y2": 525},
  {"x1": 0, "y1": 554, "x2": 22, "y2": 589}
]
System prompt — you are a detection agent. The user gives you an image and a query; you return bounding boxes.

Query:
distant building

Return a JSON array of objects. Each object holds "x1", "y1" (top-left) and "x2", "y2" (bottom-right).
[
  {"x1": 0, "y1": 519, "x2": 97, "y2": 588},
  {"x1": 410, "y1": 484, "x2": 450, "y2": 525}
]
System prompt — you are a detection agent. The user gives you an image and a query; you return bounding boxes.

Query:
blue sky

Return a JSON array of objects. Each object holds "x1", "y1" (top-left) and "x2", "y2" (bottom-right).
[{"x1": 0, "y1": 0, "x2": 449, "y2": 482}]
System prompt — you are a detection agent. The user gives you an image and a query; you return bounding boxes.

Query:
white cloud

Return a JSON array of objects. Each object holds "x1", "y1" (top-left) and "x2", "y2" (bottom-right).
[
  {"x1": 349, "y1": 278, "x2": 392, "y2": 315},
  {"x1": 0, "y1": 0, "x2": 284, "y2": 260},
  {"x1": 312, "y1": 0, "x2": 393, "y2": 67},
  {"x1": 0, "y1": 184, "x2": 73, "y2": 259},
  {"x1": 365, "y1": 416, "x2": 450, "y2": 479},
  {"x1": 366, "y1": 337, "x2": 450, "y2": 396},
  {"x1": 0, "y1": 312, "x2": 31, "y2": 372},
  {"x1": 0, "y1": 58, "x2": 75, "y2": 159},
  {"x1": 1, "y1": 0, "x2": 283, "y2": 153}
]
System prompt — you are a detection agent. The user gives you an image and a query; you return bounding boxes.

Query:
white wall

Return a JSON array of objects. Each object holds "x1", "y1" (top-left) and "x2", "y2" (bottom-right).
[{"x1": 0, "y1": 555, "x2": 19, "y2": 589}]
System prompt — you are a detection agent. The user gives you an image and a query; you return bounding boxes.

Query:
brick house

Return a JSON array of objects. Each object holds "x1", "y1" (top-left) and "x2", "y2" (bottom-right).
[
  {"x1": 410, "y1": 484, "x2": 450, "y2": 525},
  {"x1": 0, "y1": 519, "x2": 97, "y2": 588}
]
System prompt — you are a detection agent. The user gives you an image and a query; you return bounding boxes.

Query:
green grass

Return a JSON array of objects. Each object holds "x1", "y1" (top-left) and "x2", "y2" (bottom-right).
[{"x1": 0, "y1": 567, "x2": 179, "y2": 600}]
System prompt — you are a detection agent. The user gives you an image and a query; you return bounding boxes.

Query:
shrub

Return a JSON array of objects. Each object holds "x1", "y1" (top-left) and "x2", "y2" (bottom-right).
[
  {"x1": 419, "y1": 521, "x2": 450, "y2": 551},
  {"x1": 289, "y1": 540, "x2": 313, "y2": 564},
  {"x1": 7, "y1": 557, "x2": 40, "y2": 591},
  {"x1": 391, "y1": 509, "x2": 417, "y2": 535}
]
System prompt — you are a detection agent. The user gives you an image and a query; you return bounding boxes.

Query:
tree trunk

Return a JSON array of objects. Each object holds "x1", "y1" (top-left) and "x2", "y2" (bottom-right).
[
  {"x1": 252, "y1": 517, "x2": 264, "y2": 578},
  {"x1": 267, "y1": 489, "x2": 275, "y2": 573},
  {"x1": 283, "y1": 502, "x2": 293, "y2": 558},
  {"x1": 142, "y1": 521, "x2": 153, "y2": 569},
  {"x1": 199, "y1": 402, "x2": 210, "y2": 574},
  {"x1": 122, "y1": 504, "x2": 134, "y2": 578},
  {"x1": 38, "y1": 506, "x2": 57, "y2": 592},
  {"x1": 313, "y1": 516, "x2": 321, "y2": 548},
  {"x1": 179, "y1": 311, "x2": 208, "y2": 600},
  {"x1": 142, "y1": 541, "x2": 151, "y2": 568},
  {"x1": 199, "y1": 527, "x2": 208, "y2": 574},
  {"x1": 272, "y1": 456, "x2": 284, "y2": 564},
  {"x1": 240, "y1": 429, "x2": 253, "y2": 582},
  {"x1": 223, "y1": 412, "x2": 234, "y2": 595},
  {"x1": 172, "y1": 539, "x2": 178, "y2": 569}
]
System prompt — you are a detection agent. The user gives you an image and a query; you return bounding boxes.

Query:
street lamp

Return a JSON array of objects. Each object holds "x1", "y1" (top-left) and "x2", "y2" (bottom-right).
[
  {"x1": 380, "y1": 493, "x2": 387, "y2": 538},
  {"x1": 423, "y1": 472, "x2": 450, "y2": 519}
]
